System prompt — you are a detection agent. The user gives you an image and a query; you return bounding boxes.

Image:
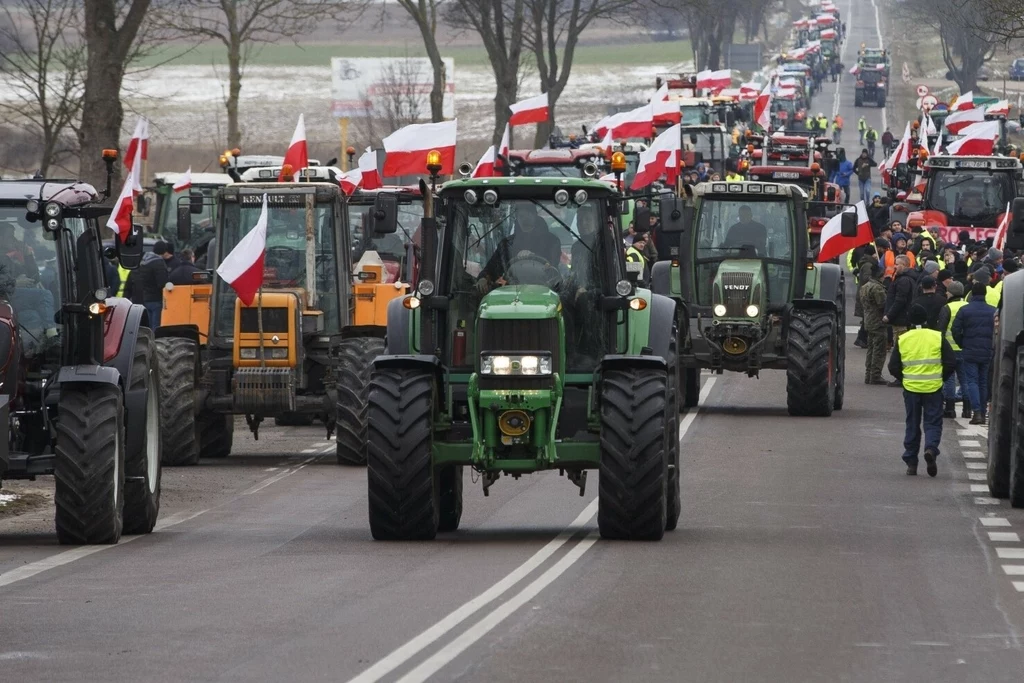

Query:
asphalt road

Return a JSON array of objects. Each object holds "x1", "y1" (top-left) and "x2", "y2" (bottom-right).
[{"x1": 3, "y1": 1, "x2": 1024, "y2": 681}]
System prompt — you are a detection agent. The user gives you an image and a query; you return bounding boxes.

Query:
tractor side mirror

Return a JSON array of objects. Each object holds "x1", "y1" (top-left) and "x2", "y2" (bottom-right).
[
  {"x1": 632, "y1": 205, "x2": 651, "y2": 234},
  {"x1": 177, "y1": 206, "x2": 191, "y2": 243},
  {"x1": 368, "y1": 193, "x2": 398, "y2": 234},
  {"x1": 117, "y1": 226, "x2": 144, "y2": 269},
  {"x1": 659, "y1": 197, "x2": 689, "y2": 234},
  {"x1": 840, "y1": 209, "x2": 858, "y2": 237},
  {"x1": 190, "y1": 192, "x2": 204, "y2": 214},
  {"x1": 1011, "y1": 197, "x2": 1024, "y2": 236}
]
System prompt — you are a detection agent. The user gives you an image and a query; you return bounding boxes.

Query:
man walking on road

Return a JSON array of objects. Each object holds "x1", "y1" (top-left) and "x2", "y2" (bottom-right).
[
  {"x1": 952, "y1": 282, "x2": 997, "y2": 424},
  {"x1": 854, "y1": 149, "x2": 877, "y2": 204},
  {"x1": 865, "y1": 126, "x2": 879, "y2": 157},
  {"x1": 937, "y1": 281, "x2": 969, "y2": 418},
  {"x1": 883, "y1": 254, "x2": 917, "y2": 384},
  {"x1": 888, "y1": 304, "x2": 957, "y2": 476},
  {"x1": 859, "y1": 263, "x2": 888, "y2": 384},
  {"x1": 858, "y1": 116, "x2": 867, "y2": 144}
]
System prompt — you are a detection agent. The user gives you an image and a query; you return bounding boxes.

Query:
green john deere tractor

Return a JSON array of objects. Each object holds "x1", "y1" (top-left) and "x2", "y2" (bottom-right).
[
  {"x1": 651, "y1": 180, "x2": 850, "y2": 416},
  {"x1": 365, "y1": 175, "x2": 683, "y2": 541}
]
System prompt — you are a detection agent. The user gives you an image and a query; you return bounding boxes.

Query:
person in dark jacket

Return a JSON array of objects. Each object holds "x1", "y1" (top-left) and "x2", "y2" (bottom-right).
[
  {"x1": 169, "y1": 248, "x2": 200, "y2": 285},
  {"x1": 915, "y1": 275, "x2": 946, "y2": 330},
  {"x1": 888, "y1": 304, "x2": 957, "y2": 476},
  {"x1": 132, "y1": 250, "x2": 168, "y2": 328},
  {"x1": 952, "y1": 282, "x2": 997, "y2": 424},
  {"x1": 937, "y1": 281, "x2": 969, "y2": 418},
  {"x1": 884, "y1": 255, "x2": 917, "y2": 385}
]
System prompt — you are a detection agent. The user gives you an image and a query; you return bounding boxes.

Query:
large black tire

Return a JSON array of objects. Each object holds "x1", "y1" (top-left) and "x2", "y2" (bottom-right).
[
  {"x1": 367, "y1": 369, "x2": 438, "y2": 540},
  {"x1": 598, "y1": 368, "x2": 668, "y2": 541},
  {"x1": 683, "y1": 368, "x2": 700, "y2": 409},
  {"x1": 123, "y1": 328, "x2": 162, "y2": 534},
  {"x1": 989, "y1": 341, "x2": 1015, "y2": 497},
  {"x1": 54, "y1": 383, "x2": 125, "y2": 545},
  {"x1": 437, "y1": 465, "x2": 464, "y2": 532},
  {"x1": 335, "y1": 336, "x2": 386, "y2": 466},
  {"x1": 1009, "y1": 347, "x2": 1024, "y2": 507},
  {"x1": 786, "y1": 309, "x2": 837, "y2": 417},
  {"x1": 197, "y1": 412, "x2": 233, "y2": 458},
  {"x1": 155, "y1": 337, "x2": 199, "y2": 466},
  {"x1": 666, "y1": 369, "x2": 681, "y2": 532}
]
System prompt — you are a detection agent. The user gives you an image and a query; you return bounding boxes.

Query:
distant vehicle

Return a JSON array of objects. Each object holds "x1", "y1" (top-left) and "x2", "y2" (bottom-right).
[{"x1": 1010, "y1": 58, "x2": 1024, "y2": 81}]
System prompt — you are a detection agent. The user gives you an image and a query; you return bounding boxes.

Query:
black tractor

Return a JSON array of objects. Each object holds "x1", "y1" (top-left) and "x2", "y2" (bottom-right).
[{"x1": 0, "y1": 153, "x2": 165, "y2": 544}]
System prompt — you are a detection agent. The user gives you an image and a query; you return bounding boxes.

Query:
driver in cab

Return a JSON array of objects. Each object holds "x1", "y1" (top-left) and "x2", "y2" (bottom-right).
[
  {"x1": 723, "y1": 205, "x2": 768, "y2": 253},
  {"x1": 476, "y1": 203, "x2": 561, "y2": 293},
  {"x1": 958, "y1": 193, "x2": 988, "y2": 221}
]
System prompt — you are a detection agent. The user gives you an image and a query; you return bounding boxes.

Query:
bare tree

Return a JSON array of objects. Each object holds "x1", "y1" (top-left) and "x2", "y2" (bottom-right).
[
  {"x1": 155, "y1": 0, "x2": 361, "y2": 149},
  {"x1": 0, "y1": 0, "x2": 85, "y2": 175},
  {"x1": 686, "y1": 1, "x2": 739, "y2": 70},
  {"x1": 526, "y1": 0, "x2": 636, "y2": 147},
  {"x1": 79, "y1": 0, "x2": 152, "y2": 186},
  {"x1": 897, "y1": 0, "x2": 996, "y2": 93},
  {"x1": 353, "y1": 57, "x2": 427, "y2": 145},
  {"x1": 393, "y1": 0, "x2": 448, "y2": 122}
]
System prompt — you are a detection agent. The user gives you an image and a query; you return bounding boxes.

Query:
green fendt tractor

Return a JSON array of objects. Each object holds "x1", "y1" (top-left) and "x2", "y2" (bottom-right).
[
  {"x1": 651, "y1": 180, "x2": 849, "y2": 415},
  {"x1": 365, "y1": 175, "x2": 683, "y2": 541}
]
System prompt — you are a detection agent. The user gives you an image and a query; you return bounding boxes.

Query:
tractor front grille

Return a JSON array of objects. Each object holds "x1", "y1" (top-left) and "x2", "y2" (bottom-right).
[
  {"x1": 721, "y1": 272, "x2": 754, "y2": 317},
  {"x1": 239, "y1": 307, "x2": 289, "y2": 333},
  {"x1": 477, "y1": 317, "x2": 559, "y2": 390}
]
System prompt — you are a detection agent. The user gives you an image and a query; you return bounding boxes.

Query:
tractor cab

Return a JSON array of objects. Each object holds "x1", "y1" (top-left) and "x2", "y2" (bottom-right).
[
  {"x1": 506, "y1": 149, "x2": 604, "y2": 179},
  {"x1": 680, "y1": 125, "x2": 730, "y2": 178},
  {"x1": 218, "y1": 151, "x2": 323, "y2": 182},
  {"x1": 152, "y1": 171, "x2": 231, "y2": 259}
]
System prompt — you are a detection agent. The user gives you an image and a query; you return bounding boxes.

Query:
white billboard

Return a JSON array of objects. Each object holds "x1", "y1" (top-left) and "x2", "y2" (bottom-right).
[{"x1": 330, "y1": 57, "x2": 455, "y2": 119}]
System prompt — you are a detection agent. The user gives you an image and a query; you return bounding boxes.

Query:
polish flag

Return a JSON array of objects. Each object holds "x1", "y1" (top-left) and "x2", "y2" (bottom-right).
[
  {"x1": 696, "y1": 69, "x2": 731, "y2": 91},
  {"x1": 217, "y1": 193, "x2": 269, "y2": 306},
  {"x1": 173, "y1": 167, "x2": 192, "y2": 192},
  {"x1": 994, "y1": 203, "x2": 1011, "y2": 251},
  {"x1": 631, "y1": 124, "x2": 680, "y2": 190},
  {"x1": 472, "y1": 146, "x2": 496, "y2": 178},
  {"x1": 933, "y1": 131, "x2": 943, "y2": 156},
  {"x1": 106, "y1": 174, "x2": 136, "y2": 243},
  {"x1": 652, "y1": 83, "x2": 680, "y2": 125},
  {"x1": 951, "y1": 91, "x2": 975, "y2": 111},
  {"x1": 382, "y1": 119, "x2": 458, "y2": 177},
  {"x1": 358, "y1": 147, "x2": 381, "y2": 190},
  {"x1": 817, "y1": 201, "x2": 873, "y2": 262},
  {"x1": 987, "y1": 99, "x2": 1010, "y2": 117},
  {"x1": 820, "y1": 28, "x2": 837, "y2": 39},
  {"x1": 943, "y1": 108, "x2": 986, "y2": 134},
  {"x1": 508, "y1": 93, "x2": 549, "y2": 126},
  {"x1": 124, "y1": 116, "x2": 148, "y2": 172},
  {"x1": 946, "y1": 119, "x2": 1000, "y2": 156},
  {"x1": 339, "y1": 168, "x2": 362, "y2": 195},
  {"x1": 754, "y1": 83, "x2": 773, "y2": 130},
  {"x1": 600, "y1": 128, "x2": 614, "y2": 157},
  {"x1": 923, "y1": 114, "x2": 937, "y2": 136},
  {"x1": 739, "y1": 82, "x2": 760, "y2": 100},
  {"x1": 880, "y1": 122, "x2": 912, "y2": 184},
  {"x1": 595, "y1": 103, "x2": 654, "y2": 140},
  {"x1": 279, "y1": 114, "x2": 309, "y2": 182}
]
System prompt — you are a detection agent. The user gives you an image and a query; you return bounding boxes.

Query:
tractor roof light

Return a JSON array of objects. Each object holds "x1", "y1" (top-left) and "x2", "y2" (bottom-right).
[
  {"x1": 231, "y1": 147, "x2": 241, "y2": 156},
  {"x1": 611, "y1": 151, "x2": 627, "y2": 173},
  {"x1": 280, "y1": 163, "x2": 294, "y2": 181},
  {"x1": 811, "y1": 162, "x2": 821, "y2": 173},
  {"x1": 219, "y1": 154, "x2": 229, "y2": 167},
  {"x1": 426, "y1": 149, "x2": 443, "y2": 175},
  {"x1": 101, "y1": 148, "x2": 118, "y2": 161}
]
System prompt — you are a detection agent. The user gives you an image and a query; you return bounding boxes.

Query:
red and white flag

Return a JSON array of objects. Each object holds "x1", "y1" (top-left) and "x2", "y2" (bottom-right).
[
  {"x1": 988, "y1": 99, "x2": 1010, "y2": 117},
  {"x1": 817, "y1": 201, "x2": 874, "y2": 262},
  {"x1": 382, "y1": 119, "x2": 458, "y2": 177},
  {"x1": 951, "y1": 91, "x2": 975, "y2": 111},
  {"x1": 594, "y1": 103, "x2": 654, "y2": 140},
  {"x1": 923, "y1": 114, "x2": 937, "y2": 136},
  {"x1": 173, "y1": 167, "x2": 192, "y2": 192},
  {"x1": 652, "y1": 83, "x2": 680, "y2": 125},
  {"x1": 217, "y1": 193, "x2": 268, "y2": 306},
  {"x1": 599, "y1": 128, "x2": 614, "y2": 157},
  {"x1": 106, "y1": 175, "x2": 136, "y2": 243},
  {"x1": 124, "y1": 116, "x2": 148, "y2": 172},
  {"x1": 358, "y1": 147, "x2": 381, "y2": 190},
  {"x1": 739, "y1": 81, "x2": 760, "y2": 100},
  {"x1": 754, "y1": 83, "x2": 773, "y2": 130},
  {"x1": 994, "y1": 202, "x2": 1011, "y2": 251},
  {"x1": 339, "y1": 168, "x2": 361, "y2": 195},
  {"x1": 696, "y1": 69, "x2": 731, "y2": 91},
  {"x1": 508, "y1": 93, "x2": 549, "y2": 126},
  {"x1": 631, "y1": 124, "x2": 680, "y2": 190},
  {"x1": 279, "y1": 114, "x2": 309, "y2": 182},
  {"x1": 946, "y1": 119, "x2": 1000, "y2": 156},
  {"x1": 943, "y1": 108, "x2": 986, "y2": 134},
  {"x1": 880, "y1": 122, "x2": 912, "y2": 184},
  {"x1": 472, "y1": 145, "x2": 496, "y2": 178}
]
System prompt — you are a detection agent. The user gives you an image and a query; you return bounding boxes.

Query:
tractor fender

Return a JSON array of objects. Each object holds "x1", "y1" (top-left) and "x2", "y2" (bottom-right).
[
  {"x1": 790, "y1": 298, "x2": 838, "y2": 314},
  {"x1": 600, "y1": 354, "x2": 668, "y2": 375},
  {"x1": 646, "y1": 294, "x2": 679, "y2": 367},
  {"x1": 650, "y1": 260, "x2": 673, "y2": 298},
  {"x1": 1001, "y1": 271, "x2": 1024, "y2": 346},
  {"x1": 382, "y1": 296, "x2": 415, "y2": 355},
  {"x1": 107, "y1": 302, "x2": 149, "y2": 461},
  {"x1": 157, "y1": 323, "x2": 201, "y2": 348},
  {"x1": 811, "y1": 262, "x2": 844, "y2": 304},
  {"x1": 55, "y1": 364, "x2": 122, "y2": 389},
  {"x1": 372, "y1": 354, "x2": 442, "y2": 388}
]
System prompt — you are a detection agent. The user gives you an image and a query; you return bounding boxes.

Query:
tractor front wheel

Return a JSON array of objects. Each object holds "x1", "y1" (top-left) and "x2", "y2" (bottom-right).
[
  {"x1": 786, "y1": 309, "x2": 837, "y2": 417},
  {"x1": 54, "y1": 383, "x2": 125, "y2": 545},
  {"x1": 598, "y1": 367, "x2": 668, "y2": 541},
  {"x1": 1008, "y1": 348, "x2": 1024, "y2": 507},
  {"x1": 155, "y1": 337, "x2": 199, "y2": 466},
  {"x1": 123, "y1": 328, "x2": 162, "y2": 534},
  {"x1": 989, "y1": 341, "x2": 1016, "y2": 498},
  {"x1": 367, "y1": 369, "x2": 438, "y2": 540},
  {"x1": 335, "y1": 337, "x2": 386, "y2": 466}
]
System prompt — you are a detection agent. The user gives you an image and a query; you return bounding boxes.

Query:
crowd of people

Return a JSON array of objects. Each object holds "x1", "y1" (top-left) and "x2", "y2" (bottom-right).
[{"x1": 109, "y1": 241, "x2": 201, "y2": 327}]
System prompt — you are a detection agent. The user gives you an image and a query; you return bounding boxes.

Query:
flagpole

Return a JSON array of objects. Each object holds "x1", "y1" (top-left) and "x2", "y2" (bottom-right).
[{"x1": 257, "y1": 285, "x2": 265, "y2": 368}]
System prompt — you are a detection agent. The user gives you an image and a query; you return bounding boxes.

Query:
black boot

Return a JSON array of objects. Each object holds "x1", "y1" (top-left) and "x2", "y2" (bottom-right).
[
  {"x1": 943, "y1": 401, "x2": 956, "y2": 418},
  {"x1": 970, "y1": 410, "x2": 985, "y2": 425},
  {"x1": 961, "y1": 402, "x2": 972, "y2": 419}
]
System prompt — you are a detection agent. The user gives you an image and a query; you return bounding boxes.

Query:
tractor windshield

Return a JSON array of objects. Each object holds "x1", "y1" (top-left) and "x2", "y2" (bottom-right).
[
  {"x1": 925, "y1": 170, "x2": 1013, "y2": 226},
  {"x1": 518, "y1": 164, "x2": 580, "y2": 178},
  {"x1": 157, "y1": 185, "x2": 219, "y2": 244},
  {"x1": 214, "y1": 197, "x2": 341, "y2": 337},
  {"x1": 680, "y1": 106, "x2": 706, "y2": 125},
  {"x1": 693, "y1": 197, "x2": 795, "y2": 308}
]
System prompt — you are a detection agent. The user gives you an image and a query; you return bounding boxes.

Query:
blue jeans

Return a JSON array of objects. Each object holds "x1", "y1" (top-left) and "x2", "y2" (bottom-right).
[
  {"x1": 962, "y1": 360, "x2": 990, "y2": 412},
  {"x1": 144, "y1": 302, "x2": 162, "y2": 328},
  {"x1": 859, "y1": 178, "x2": 872, "y2": 203},
  {"x1": 903, "y1": 390, "x2": 944, "y2": 464},
  {"x1": 942, "y1": 353, "x2": 966, "y2": 401}
]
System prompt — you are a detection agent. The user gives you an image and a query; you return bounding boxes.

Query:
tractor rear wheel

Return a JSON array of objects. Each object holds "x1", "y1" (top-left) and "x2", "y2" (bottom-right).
[
  {"x1": 155, "y1": 337, "x2": 199, "y2": 466},
  {"x1": 786, "y1": 309, "x2": 837, "y2": 417},
  {"x1": 989, "y1": 342, "x2": 1016, "y2": 498},
  {"x1": 335, "y1": 336, "x2": 386, "y2": 466},
  {"x1": 54, "y1": 383, "x2": 125, "y2": 545},
  {"x1": 123, "y1": 328, "x2": 162, "y2": 534},
  {"x1": 1008, "y1": 348, "x2": 1024, "y2": 507},
  {"x1": 367, "y1": 369, "x2": 438, "y2": 540},
  {"x1": 598, "y1": 367, "x2": 668, "y2": 541},
  {"x1": 437, "y1": 465, "x2": 464, "y2": 532},
  {"x1": 666, "y1": 376, "x2": 681, "y2": 531},
  {"x1": 683, "y1": 368, "x2": 700, "y2": 409},
  {"x1": 198, "y1": 413, "x2": 234, "y2": 459}
]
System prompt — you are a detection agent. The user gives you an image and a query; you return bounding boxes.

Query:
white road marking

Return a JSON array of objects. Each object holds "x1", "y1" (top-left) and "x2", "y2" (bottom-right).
[
  {"x1": 963, "y1": 451, "x2": 985, "y2": 459},
  {"x1": 960, "y1": 440, "x2": 981, "y2": 448},
  {"x1": 981, "y1": 517, "x2": 1012, "y2": 527},
  {"x1": 845, "y1": 325, "x2": 860, "y2": 334},
  {"x1": 346, "y1": 376, "x2": 718, "y2": 683},
  {"x1": 989, "y1": 532, "x2": 1021, "y2": 542},
  {"x1": 972, "y1": 484, "x2": 992, "y2": 493},
  {"x1": 966, "y1": 462, "x2": 987, "y2": 470},
  {"x1": 975, "y1": 497, "x2": 1002, "y2": 505},
  {"x1": 1002, "y1": 566, "x2": 1024, "y2": 575},
  {"x1": 301, "y1": 448, "x2": 318, "y2": 453},
  {"x1": 996, "y1": 548, "x2": 1024, "y2": 560},
  {"x1": 968, "y1": 473, "x2": 987, "y2": 481},
  {"x1": 242, "y1": 456, "x2": 317, "y2": 495},
  {"x1": 1013, "y1": 582, "x2": 1024, "y2": 592}
]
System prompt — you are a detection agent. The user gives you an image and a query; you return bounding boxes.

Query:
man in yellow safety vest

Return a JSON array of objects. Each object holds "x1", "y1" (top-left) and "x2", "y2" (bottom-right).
[{"x1": 887, "y1": 304, "x2": 956, "y2": 476}]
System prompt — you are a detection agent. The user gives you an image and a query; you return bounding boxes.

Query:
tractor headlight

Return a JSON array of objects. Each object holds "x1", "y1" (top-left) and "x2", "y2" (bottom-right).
[
  {"x1": 44, "y1": 202, "x2": 61, "y2": 218},
  {"x1": 417, "y1": 279, "x2": 435, "y2": 296},
  {"x1": 746, "y1": 304, "x2": 759, "y2": 317},
  {"x1": 615, "y1": 279, "x2": 632, "y2": 297},
  {"x1": 270, "y1": 348, "x2": 288, "y2": 359},
  {"x1": 713, "y1": 304, "x2": 727, "y2": 317},
  {"x1": 240, "y1": 348, "x2": 257, "y2": 359},
  {"x1": 480, "y1": 352, "x2": 552, "y2": 376}
]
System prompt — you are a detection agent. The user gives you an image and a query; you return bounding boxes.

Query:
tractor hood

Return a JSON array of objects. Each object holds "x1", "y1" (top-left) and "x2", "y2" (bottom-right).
[
  {"x1": 479, "y1": 285, "x2": 562, "y2": 320},
  {"x1": 712, "y1": 260, "x2": 767, "y2": 318}
]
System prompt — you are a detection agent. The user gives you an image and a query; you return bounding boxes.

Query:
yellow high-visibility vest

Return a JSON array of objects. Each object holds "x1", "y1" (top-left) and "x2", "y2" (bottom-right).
[
  {"x1": 986, "y1": 280, "x2": 1003, "y2": 307},
  {"x1": 944, "y1": 300, "x2": 967, "y2": 351},
  {"x1": 898, "y1": 327, "x2": 944, "y2": 393},
  {"x1": 116, "y1": 265, "x2": 130, "y2": 297}
]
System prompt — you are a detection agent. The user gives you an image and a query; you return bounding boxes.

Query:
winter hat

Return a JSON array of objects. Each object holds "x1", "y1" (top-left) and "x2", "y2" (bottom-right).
[
  {"x1": 988, "y1": 247, "x2": 1004, "y2": 261},
  {"x1": 875, "y1": 237, "x2": 891, "y2": 249},
  {"x1": 153, "y1": 241, "x2": 170, "y2": 255},
  {"x1": 937, "y1": 268, "x2": 952, "y2": 282},
  {"x1": 909, "y1": 304, "x2": 928, "y2": 326},
  {"x1": 947, "y1": 281, "x2": 965, "y2": 298},
  {"x1": 892, "y1": 232, "x2": 908, "y2": 244},
  {"x1": 923, "y1": 261, "x2": 940, "y2": 274},
  {"x1": 920, "y1": 275, "x2": 937, "y2": 290}
]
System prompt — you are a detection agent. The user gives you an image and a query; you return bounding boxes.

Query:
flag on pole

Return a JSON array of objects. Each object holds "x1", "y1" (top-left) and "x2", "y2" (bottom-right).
[
  {"x1": 279, "y1": 114, "x2": 309, "y2": 182},
  {"x1": 946, "y1": 119, "x2": 1000, "y2": 156},
  {"x1": 472, "y1": 146, "x2": 497, "y2": 178},
  {"x1": 382, "y1": 120, "x2": 458, "y2": 177},
  {"x1": 754, "y1": 83, "x2": 773, "y2": 130},
  {"x1": 508, "y1": 93, "x2": 549, "y2": 125},
  {"x1": 994, "y1": 203, "x2": 1011, "y2": 251},
  {"x1": 358, "y1": 147, "x2": 381, "y2": 190},
  {"x1": 217, "y1": 194, "x2": 269, "y2": 306},
  {"x1": 106, "y1": 175, "x2": 136, "y2": 243},
  {"x1": 817, "y1": 202, "x2": 874, "y2": 262},
  {"x1": 631, "y1": 124, "x2": 681, "y2": 190},
  {"x1": 951, "y1": 91, "x2": 975, "y2": 111},
  {"x1": 652, "y1": 83, "x2": 680, "y2": 125},
  {"x1": 124, "y1": 116, "x2": 148, "y2": 172},
  {"x1": 173, "y1": 167, "x2": 192, "y2": 192}
]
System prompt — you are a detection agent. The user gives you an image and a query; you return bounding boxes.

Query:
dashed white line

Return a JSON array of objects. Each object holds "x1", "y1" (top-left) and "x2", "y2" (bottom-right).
[
  {"x1": 963, "y1": 451, "x2": 985, "y2": 459},
  {"x1": 969, "y1": 473, "x2": 987, "y2": 481},
  {"x1": 972, "y1": 484, "x2": 992, "y2": 493},
  {"x1": 966, "y1": 462, "x2": 987, "y2": 470},
  {"x1": 975, "y1": 497, "x2": 1002, "y2": 505},
  {"x1": 1012, "y1": 582, "x2": 1024, "y2": 592},
  {"x1": 1002, "y1": 565, "x2": 1024, "y2": 575},
  {"x1": 996, "y1": 548, "x2": 1024, "y2": 560},
  {"x1": 981, "y1": 517, "x2": 1012, "y2": 527},
  {"x1": 988, "y1": 532, "x2": 1021, "y2": 542},
  {"x1": 960, "y1": 440, "x2": 982, "y2": 448}
]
